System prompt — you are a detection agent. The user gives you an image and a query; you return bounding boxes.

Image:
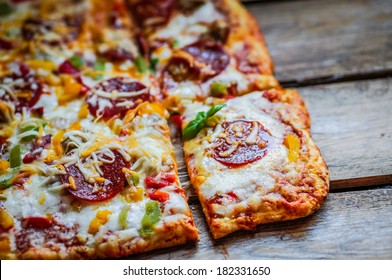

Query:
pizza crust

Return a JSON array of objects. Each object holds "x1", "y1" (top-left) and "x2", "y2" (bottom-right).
[{"x1": 5, "y1": 219, "x2": 198, "y2": 259}]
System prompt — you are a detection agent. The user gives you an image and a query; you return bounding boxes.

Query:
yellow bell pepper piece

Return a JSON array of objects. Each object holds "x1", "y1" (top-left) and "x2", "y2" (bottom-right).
[
  {"x1": 27, "y1": 60, "x2": 56, "y2": 71},
  {"x1": 0, "y1": 160, "x2": 10, "y2": 175},
  {"x1": 88, "y1": 210, "x2": 112, "y2": 234},
  {"x1": 284, "y1": 134, "x2": 301, "y2": 162},
  {"x1": 0, "y1": 208, "x2": 14, "y2": 230},
  {"x1": 57, "y1": 75, "x2": 82, "y2": 105}
]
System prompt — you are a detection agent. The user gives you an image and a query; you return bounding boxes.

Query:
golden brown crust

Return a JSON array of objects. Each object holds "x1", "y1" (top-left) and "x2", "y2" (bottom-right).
[
  {"x1": 217, "y1": 0, "x2": 275, "y2": 76},
  {"x1": 4, "y1": 219, "x2": 198, "y2": 260}
]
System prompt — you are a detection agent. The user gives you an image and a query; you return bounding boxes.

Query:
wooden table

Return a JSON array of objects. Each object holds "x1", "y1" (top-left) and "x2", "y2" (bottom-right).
[{"x1": 133, "y1": 0, "x2": 392, "y2": 259}]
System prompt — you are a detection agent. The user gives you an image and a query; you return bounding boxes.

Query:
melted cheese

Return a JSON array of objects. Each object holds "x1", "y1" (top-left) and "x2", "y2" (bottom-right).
[
  {"x1": 152, "y1": 2, "x2": 224, "y2": 48},
  {"x1": 182, "y1": 92, "x2": 294, "y2": 215}
]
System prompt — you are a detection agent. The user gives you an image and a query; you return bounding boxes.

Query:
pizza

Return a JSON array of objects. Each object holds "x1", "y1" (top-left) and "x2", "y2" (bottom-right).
[
  {"x1": 0, "y1": 0, "x2": 329, "y2": 259},
  {"x1": 0, "y1": 0, "x2": 197, "y2": 259},
  {"x1": 180, "y1": 90, "x2": 329, "y2": 238}
]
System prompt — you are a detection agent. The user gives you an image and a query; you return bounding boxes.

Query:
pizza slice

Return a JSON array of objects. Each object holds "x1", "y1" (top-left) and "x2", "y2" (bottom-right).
[
  {"x1": 127, "y1": 0, "x2": 279, "y2": 108},
  {"x1": 179, "y1": 90, "x2": 329, "y2": 238},
  {"x1": 0, "y1": 0, "x2": 198, "y2": 259}
]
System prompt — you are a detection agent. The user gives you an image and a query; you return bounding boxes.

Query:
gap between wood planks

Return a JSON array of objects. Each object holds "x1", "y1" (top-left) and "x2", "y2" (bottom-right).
[{"x1": 280, "y1": 69, "x2": 392, "y2": 88}]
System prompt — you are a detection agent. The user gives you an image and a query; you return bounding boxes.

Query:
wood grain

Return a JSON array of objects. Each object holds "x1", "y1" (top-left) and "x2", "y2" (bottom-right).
[
  {"x1": 130, "y1": 186, "x2": 392, "y2": 259},
  {"x1": 246, "y1": 0, "x2": 392, "y2": 83},
  {"x1": 301, "y1": 78, "x2": 392, "y2": 189}
]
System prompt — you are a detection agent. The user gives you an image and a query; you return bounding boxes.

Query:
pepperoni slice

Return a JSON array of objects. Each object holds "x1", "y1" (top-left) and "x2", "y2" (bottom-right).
[
  {"x1": 130, "y1": 0, "x2": 176, "y2": 28},
  {"x1": 59, "y1": 151, "x2": 130, "y2": 202},
  {"x1": 86, "y1": 77, "x2": 150, "y2": 120},
  {"x1": 165, "y1": 40, "x2": 229, "y2": 82},
  {"x1": 211, "y1": 120, "x2": 273, "y2": 167},
  {"x1": 0, "y1": 65, "x2": 45, "y2": 113}
]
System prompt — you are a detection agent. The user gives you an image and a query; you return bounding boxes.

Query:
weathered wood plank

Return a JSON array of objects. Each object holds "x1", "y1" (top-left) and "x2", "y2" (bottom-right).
[
  {"x1": 301, "y1": 78, "x2": 392, "y2": 189},
  {"x1": 130, "y1": 186, "x2": 392, "y2": 259},
  {"x1": 246, "y1": 0, "x2": 392, "y2": 83},
  {"x1": 175, "y1": 78, "x2": 392, "y2": 196}
]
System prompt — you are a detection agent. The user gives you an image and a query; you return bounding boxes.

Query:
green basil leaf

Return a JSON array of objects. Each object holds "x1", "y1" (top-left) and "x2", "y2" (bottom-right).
[
  {"x1": 0, "y1": 2, "x2": 13, "y2": 17},
  {"x1": 135, "y1": 56, "x2": 147, "y2": 74},
  {"x1": 182, "y1": 104, "x2": 226, "y2": 141},
  {"x1": 206, "y1": 104, "x2": 226, "y2": 118},
  {"x1": 10, "y1": 145, "x2": 21, "y2": 168}
]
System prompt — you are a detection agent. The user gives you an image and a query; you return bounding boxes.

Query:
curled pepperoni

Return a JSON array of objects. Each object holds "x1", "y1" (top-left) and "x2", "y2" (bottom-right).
[
  {"x1": 0, "y1": 65, "x2": 45, "y2": 113},
  {"x1": 165, "y1": 40, "x2": 229, "y2": 82},
  {"x1": 129, "y1": 0, "x2": 176, "y2": 28},
  {"x1": 59, "y1": 151, "x2": 130, "y2": 202},
  {"x1": 211, "y1": 120, "x2": 273, "y2": 167},
  {"x1": 86, "y1": 77, "x2": 150, "y2": 120}
]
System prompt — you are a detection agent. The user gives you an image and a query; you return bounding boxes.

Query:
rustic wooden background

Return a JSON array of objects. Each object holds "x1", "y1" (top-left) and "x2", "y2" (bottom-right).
[{"x1": 132, "y1": 0, "x2": 392, "y2": 259}]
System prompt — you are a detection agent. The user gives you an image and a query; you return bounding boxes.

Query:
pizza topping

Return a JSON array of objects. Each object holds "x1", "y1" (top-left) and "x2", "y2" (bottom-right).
[
  {"x1": 9, "y1": 145, "x2": 21, "y2": 168},
  {"x1": 23, "y1": 134, "x2": 52, "y2": 164},
  {"x1": 122, "y1": 168, "x2": 140, "y2": 186},
  {"x1": 0, "y1": 38, "x2": 13, "y2": 50},
  {"x1": 209, "y1": 191, "x2": 237, "y2": 205},
  {"x1": 58, "y1": 60, "x2": 80, "y2": 75},
  {"x1": 210, "y1": 81, "x2": 229, "y2": 97},
  {"x1": 88, "y1": 210, "x2": 112, "y2": 234},
  {"x1": 0, "y1": 2, "x2": 13, "y2": 17},
  {"x1": 148, "y1": 190, "x2": 170, "y2": 202},
  {"x1": 171, "y1": 115, "x2": 183, "y2": 129},
  {"x1": 144, "y1": 173, "x2": 176, "y2": 189},
  {"x1": 18, "y1": 118, "x2": 46, "y2": 143},
  {"x1": 182, "y1": 40, "x2": 229, "y2": 81},
  {"x1": 0, "y1": 208, "x2": 14, "y2": 231},
  {"x1": 204, "y1": 20, "x2": 230, "y2": 43},
  {"x1": 284, "y1": 134, "x2": 301, "y2": 162},
  {"x1": 22, "y1": 216, "x2": 52, "y2": 229},
  {"x1": 0, "y1": 66, "x2": 45, "y2": 113},
  {"x1": 210, "y1": 120, "x2": 273, "y2": 167},
  {"x1": 118, "y1": 205, "x2": 130, "y2": 229},
  {"x1": 139, "y1": 201, "x2": 162, "y2": 237},
  {"x1": 100, "y1": 48, "x2": 134, "y2": 63},
  {"x1": 59, "y1": 151, "x2": 130, "y2": 202},
  {"x1": 165, "y1": 56, "x2": 196, "y2": 82},
  {"x1": 183, "y1": 104, "x2": 226, "y2": 141},
  {"x1": 86, "y1": 78, "x2": 150, "y2": 120},
  {"x1": 130, "y1": 0, "x2": 176, "y2": 29},
  {"x1": 134, "y1": 56, "x2": 148, "y2": 74}
]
